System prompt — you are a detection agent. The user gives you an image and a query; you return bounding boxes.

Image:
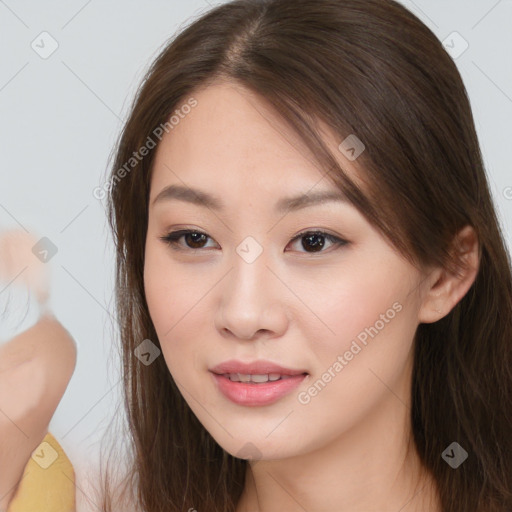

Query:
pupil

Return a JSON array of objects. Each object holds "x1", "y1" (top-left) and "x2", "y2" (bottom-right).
[
  {"x1": 303, "y1": 233, "x2": 325, "y2": 252},
  {"x1": 186, "y1": 232, "x2": 207, "y2": 248}
]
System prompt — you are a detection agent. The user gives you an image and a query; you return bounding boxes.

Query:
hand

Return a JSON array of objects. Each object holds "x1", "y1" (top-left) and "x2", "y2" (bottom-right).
[{"x1": 0, "y1": 314, "x2": 77, "y2": 508}]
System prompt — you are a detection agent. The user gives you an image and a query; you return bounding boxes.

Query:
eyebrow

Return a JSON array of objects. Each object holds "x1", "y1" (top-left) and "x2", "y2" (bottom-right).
[{"x1": 151, "y1": 184, "x2": 349, "y2": 213}]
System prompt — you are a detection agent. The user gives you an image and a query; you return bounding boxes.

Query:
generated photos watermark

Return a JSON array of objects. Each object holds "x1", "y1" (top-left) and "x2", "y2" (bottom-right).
[
  {"x1": 297, "y1": 301, "x2": 403, "y2": 405},
  {"x1": 93, "y1": 97, "x2": 198, "y2": 200}
]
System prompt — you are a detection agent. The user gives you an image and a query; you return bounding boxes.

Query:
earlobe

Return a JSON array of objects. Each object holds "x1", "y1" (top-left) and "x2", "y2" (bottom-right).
[{"x1": 418, "y1": 225, "x2": 480, "y2": 324}]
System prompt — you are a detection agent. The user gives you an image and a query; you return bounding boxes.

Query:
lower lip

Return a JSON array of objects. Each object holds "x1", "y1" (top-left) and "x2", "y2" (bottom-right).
[{"x1": 211, "y1": 372, "x2": 308, "y2": 406}]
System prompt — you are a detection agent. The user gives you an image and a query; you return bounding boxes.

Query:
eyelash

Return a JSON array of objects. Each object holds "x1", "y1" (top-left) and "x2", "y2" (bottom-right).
[{"x1": 159, "y1": 229, "x2": 348, "y2": 254}]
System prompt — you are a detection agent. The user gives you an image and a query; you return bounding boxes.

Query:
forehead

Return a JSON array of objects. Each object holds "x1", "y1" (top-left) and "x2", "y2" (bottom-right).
[{"x1": 149, "y1": 81, "x2": 357, "y2": 203}]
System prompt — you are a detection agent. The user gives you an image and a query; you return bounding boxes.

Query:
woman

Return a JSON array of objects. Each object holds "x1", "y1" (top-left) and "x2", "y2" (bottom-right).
[{"x1": 99, "y1": 0, "x2": 512, "y2": 510}]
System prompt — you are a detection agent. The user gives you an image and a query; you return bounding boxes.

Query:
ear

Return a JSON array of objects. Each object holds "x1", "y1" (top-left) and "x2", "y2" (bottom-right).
[{"x1": 418, "y1": 225, "x2": 480, "y2": 324}]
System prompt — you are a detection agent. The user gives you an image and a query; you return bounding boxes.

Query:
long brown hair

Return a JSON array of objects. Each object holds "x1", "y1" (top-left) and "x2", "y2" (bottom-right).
[{"x1": 99, "y1": 0, "x2": 512, "y2": 510}]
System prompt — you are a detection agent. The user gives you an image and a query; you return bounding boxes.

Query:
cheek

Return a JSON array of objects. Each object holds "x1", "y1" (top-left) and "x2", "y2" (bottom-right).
[
  {"x1": 296, "y1": 254, "x2": 420, "y2": 416},
  {"x1": 301, "y1": 254, "x2": 416, "y2": 359},
  {"x1": 285, "y1": 282, "x2": 419, "y2": 455},
  {"x1": 143, "y1": 243, "x2": 211, "y2": 379},
  {"x1": 144, "y1": 245, "x2": 170, "y2": 332},
  {"x1": 144, "y1": 239, "x2": 192, "y2": 330}
]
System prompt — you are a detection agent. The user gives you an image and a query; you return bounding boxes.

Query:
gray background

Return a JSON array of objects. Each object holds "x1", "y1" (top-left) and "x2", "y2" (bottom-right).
[{"x1": 0, "y1": 0, "x2": 511, "y2": 507}]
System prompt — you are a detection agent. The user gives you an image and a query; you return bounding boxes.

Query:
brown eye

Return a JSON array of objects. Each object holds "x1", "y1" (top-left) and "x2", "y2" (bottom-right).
[
  {"x1": 160, "y1": 230, "x2": 215, "y2": 250},
  {"x1": 287, "y1": 230, "x2": 347, "y2": 254}
]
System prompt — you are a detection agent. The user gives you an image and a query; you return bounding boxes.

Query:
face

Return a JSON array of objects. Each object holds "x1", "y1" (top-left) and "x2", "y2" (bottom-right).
[{"x1": 144, "y1": 80, "x2": 429, "y2": 461}]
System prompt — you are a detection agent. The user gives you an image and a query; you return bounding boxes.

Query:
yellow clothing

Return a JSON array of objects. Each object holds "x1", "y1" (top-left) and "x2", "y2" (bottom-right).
[{"x1": 7, "y1": 432, "x2": 75, "y2": 512}]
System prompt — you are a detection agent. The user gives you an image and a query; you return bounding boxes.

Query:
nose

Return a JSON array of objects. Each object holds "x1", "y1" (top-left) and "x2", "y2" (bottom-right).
[{"x1": 215, "y1": 253, "x2": 289, "y2": 341}]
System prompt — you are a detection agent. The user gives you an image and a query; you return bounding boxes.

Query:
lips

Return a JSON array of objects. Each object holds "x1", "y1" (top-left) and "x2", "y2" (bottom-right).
[
  {"x1": 210, "y1": 359, "x2": 308, "y2": 377},
  {"x1": 209, "y1": 359, "x2": 309, "y2": 406}
]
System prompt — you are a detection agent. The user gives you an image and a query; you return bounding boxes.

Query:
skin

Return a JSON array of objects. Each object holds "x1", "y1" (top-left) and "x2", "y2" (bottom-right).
[
  {"x1": 0, "y1": 314, "x2": 77, "y2": 510},
  {"x1": 0, "y1": 232, "x2": 76, "y2": 511},
  {"x1": 144, "y1": 80, "x2": 479, "y2": 512}
]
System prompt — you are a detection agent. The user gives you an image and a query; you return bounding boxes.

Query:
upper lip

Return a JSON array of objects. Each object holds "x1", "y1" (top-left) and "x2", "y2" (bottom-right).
[{"x1": 210, "y1": 359, "x2": 308, "y2": 376}]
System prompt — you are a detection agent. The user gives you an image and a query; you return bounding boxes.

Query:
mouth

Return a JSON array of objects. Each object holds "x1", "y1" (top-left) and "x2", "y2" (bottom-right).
[
  {"x1": 215, "y1": 372, "x2": 306, "y2": 383},
  {"x1": 209, "y1": 360, "x2": 309, "y2": 406}
]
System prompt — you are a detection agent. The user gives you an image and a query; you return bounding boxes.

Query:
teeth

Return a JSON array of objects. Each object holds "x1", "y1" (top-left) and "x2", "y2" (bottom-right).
[
  {"x1": 249, "y1": 374, "x2": 269, "y2": 383},
  {"x1": 223, "y1": 373, "x2": 297, "y2": 383}
]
